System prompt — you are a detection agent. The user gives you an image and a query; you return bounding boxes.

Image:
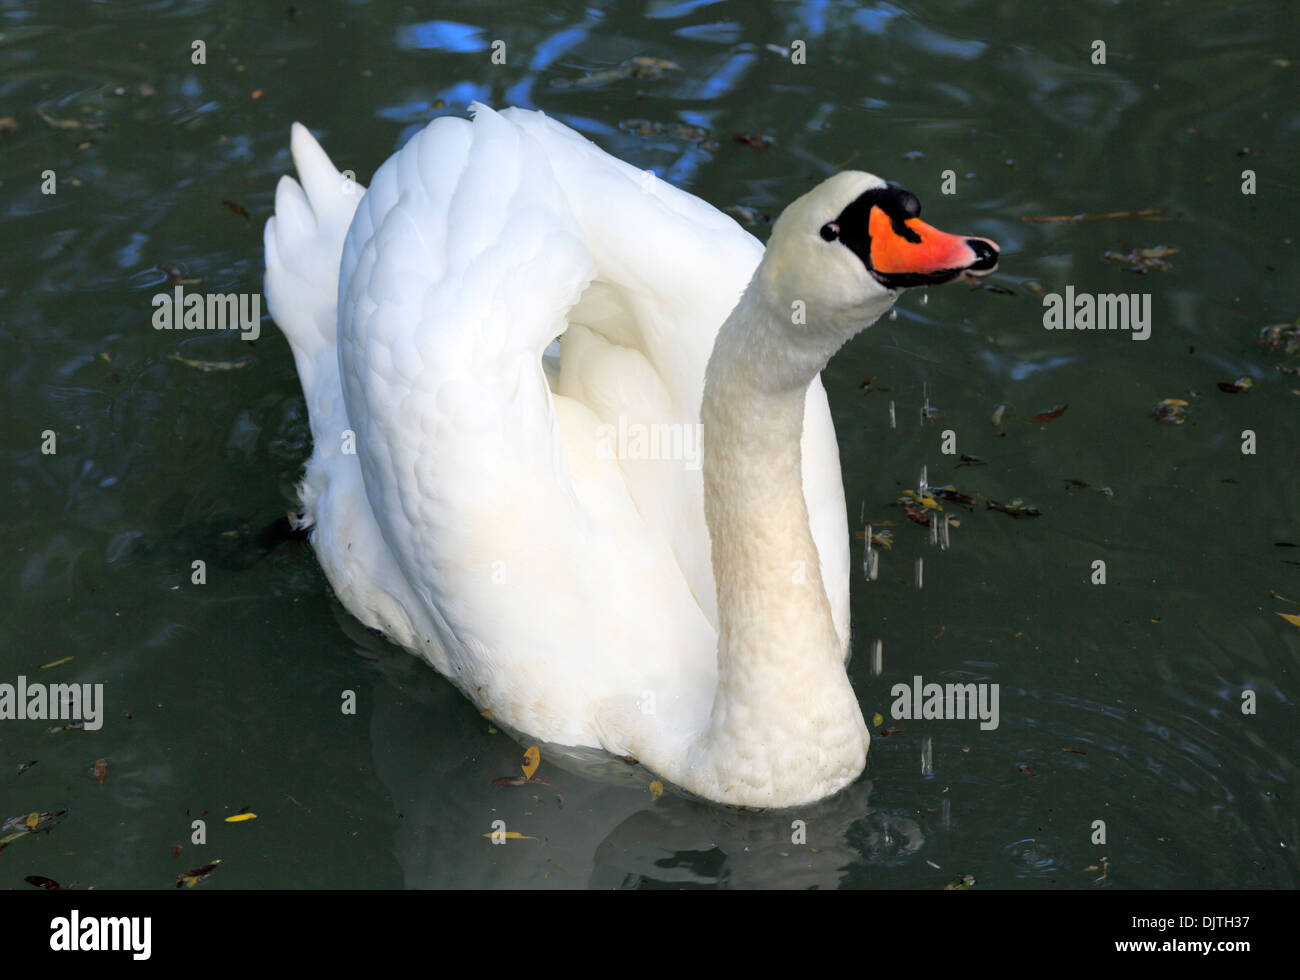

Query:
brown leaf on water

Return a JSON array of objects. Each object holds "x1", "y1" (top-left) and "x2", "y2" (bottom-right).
[
  {"x1": 987, "y1": 498, "x2": 1042, "y2": 519},
  {"x1": 1019, "y1": 209, "x2": 1163, "y2": 223},
  {"x1": 222, "y1": 199, "x2": 251, "y2": 220},
  {"x1": 168, "y1": 354, "x2": 252, "y2": 373},
  {"x1": 732, "y1": 133, "x2": 772, "y2": 150},
  {"x1": 0, "y1": 117, "x2": 18, "y2": 134},
  {"x1": 170, "y1": 844, "x2": 183, "y2": 858},
  {"x1": 1259, "y1": 320, "x2": 1300, "y2": 355},
  {"x1": 175, "y1": 859, "x2": 220, "y2": 888},
  {"x1": 1017, "y1": 764, "x2": 1037, "y2": 776},
  {"x1": 1217, "y1": 377, "x2": 1254, "y2": 393},
  {"x1": 491, "y1": 775, "x2": 553, "y2": 787},
  {"x1": 573, "y1": 56, "x2": 681, "y2": 87},
  {"x1": 1150, "y1": 398, "x2": 1190, "y2": 424},
  {"x1": 92, "y1": 758, "x2": 107, "y2": 785},
  {"x1": 931, "y1": 485, "x2": 978, "y2": 507},
  {"x1": 1028, "y1": 403, "x2": 1068, "y2": 423},
  {"x1": 36, "y1": 108, "x2": 104, "y2": 131},
  {"x1": 1062, "y1": 747, "x2": 1087, "y2": 755},
  {"x1": 25, "y1": 875, "x2": 62, "y2": 890},
  {"x1": 1102, "y1": 245, "x2": 1179, "y2": 273},
  {"x1": 155, "y1": 264, "x2": 202, "y2": 285},
  {"x1": 878, "y1": 727, "x2": 904, "y2": 737},
  {"x1": 620, "y1": 118, "x2": 710, "y2": 143}
]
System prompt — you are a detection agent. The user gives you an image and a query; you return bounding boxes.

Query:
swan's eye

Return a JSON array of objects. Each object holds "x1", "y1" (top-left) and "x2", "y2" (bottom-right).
[{"x1": 819, "y1": 222, "x2": 840, "y2": 242}]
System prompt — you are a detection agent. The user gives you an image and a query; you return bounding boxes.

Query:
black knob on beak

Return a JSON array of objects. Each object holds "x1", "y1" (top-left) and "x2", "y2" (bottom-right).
[{"x1": 967, "y1": 238, "x2": 999, "y2": 271}]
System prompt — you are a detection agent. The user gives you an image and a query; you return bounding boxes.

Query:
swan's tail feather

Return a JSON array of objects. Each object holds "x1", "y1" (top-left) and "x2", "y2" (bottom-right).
[
  {"x1": 264, "y1": 125, "x2": 422, "y2": 648},
  {"x1": 264, "y1": 123, "x2": 365, "y2": 410}
]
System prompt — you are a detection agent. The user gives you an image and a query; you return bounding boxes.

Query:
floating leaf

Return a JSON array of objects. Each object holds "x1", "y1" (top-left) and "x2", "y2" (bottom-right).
[
  {"x1": 175, "y1": 859, "x2": 221, "y2": 888},
  {"x1": 1150, "y1": 398, "x2": 1190, "y2": 424},
  {"x1": 931, "y1": 485, "x2": 977, "y2": 507},
  {"x1": 480, "y1": 831, "x2": 535, "y2": 840},
  {"x1": 649, "y1": 780, "x2": 664, "y2": 800},
  {"x1": 1259, "y1": 320, "x2": 1300, "y2": 355},
  {"x1": 25, "y1": 812, "x2": 39, "y2": 830},
  {"x1": 879, "y1": 727, "x2": 904, "y2": 737},
  {"x1": 1020, "y1": 209, "x2": 1163, "y2": 223},
  {"x1": 1277, "y1": 613, "x2": 1300, "y2": 627},
  {"x1": 39, "y1": 656, "x2": 74, "y2": 669},
  {"x1": 171, "y1": 844, "x2": 183, "y2": 858},
  {"x1": 17, "y1": 760, "x2": 38, "y2": 774},
  {"x1": 222, "y1": 199, "x2": 250, "y2": 220},
  {"x1": 224, "y1": 812, "x2": 257, "y2": 823},
  {"x1": 871, "y1": 712, "x2": 885, "y2": 727},
  {"x1": 1217, "y1": 377, "x2": 1254, "y2": 393},
  {"x1": 1102, "y1": 245, "x2": 1179, "y2": 273},
  {"x1": 572, "y1": 55, "x2": 681, "y2": 87},
  {"x1": 620, "y1": 118, "x2": 710, "y2": 143},
  {"x1": 36, "y1": 107, "x2": 104, "y2": 131},
  {"x1": 168, "y1": 354, "x2": 252, "y2": 373},
  {"x1": 732, "y1": 132, "x2": 772, "y2": 150},
  {"x1": 92, "y1": 758, "x2": 107, "y2": 785},
  {"x1": 1017, "y1": 764, "x2": 1037, "y2": 776},
  {"x1": 521, "y1": 745, "x2": 540, "y2": 780},
  {"x1": 987, "y1": 498, "x2": 1042, "y2": 519},
  {"x1": 490, "y1": 775, "x2": 553, "y2": 787},
  {"x1": 155, "y1": 264, "x2": 201, "y2": 285},
  {"x1": 25, "y1": 875, "x2": 62, "y2": 890},
  {"x1": 1028, "y1": 403, "x2": 1068, "y2": 424},
  {"x1": 944, "y1": 874, "x2": 976, "y2": 890}
]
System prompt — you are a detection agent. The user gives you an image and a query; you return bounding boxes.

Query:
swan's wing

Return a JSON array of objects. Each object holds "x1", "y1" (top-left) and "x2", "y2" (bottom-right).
[
  {"x1": 498, "y1": 108, "x2": 850, "y2": 653},
  {"x1": 335, "y1": 106, "x2": 721, "y2": 749}
]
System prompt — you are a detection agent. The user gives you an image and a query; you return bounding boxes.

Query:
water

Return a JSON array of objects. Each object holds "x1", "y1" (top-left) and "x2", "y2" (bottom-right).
[{"x1": 1, "y1": 0, "x2": 1297, "y2": 889}]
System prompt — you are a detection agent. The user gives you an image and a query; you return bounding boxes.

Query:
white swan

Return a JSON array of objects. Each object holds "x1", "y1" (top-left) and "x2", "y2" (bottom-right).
[{"x1": 264, "y1": 104, "x2": 998, "y2": 807}]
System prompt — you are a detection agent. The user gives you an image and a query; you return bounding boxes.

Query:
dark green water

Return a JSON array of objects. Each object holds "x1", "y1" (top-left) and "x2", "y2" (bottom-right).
[{"x1": 1, "y1": 0, "x2": 1296, "y2": 889}]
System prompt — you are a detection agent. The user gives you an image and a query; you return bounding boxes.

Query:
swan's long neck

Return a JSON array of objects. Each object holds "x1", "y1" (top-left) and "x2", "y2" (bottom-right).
[{"x1": 696, "y1": 280, "x2": 869, "y2": 806}]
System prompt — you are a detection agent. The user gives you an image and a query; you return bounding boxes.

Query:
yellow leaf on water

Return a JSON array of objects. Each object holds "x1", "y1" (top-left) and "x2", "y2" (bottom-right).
[
  {"x1": 1277, "y1": 613, "x2": 1300, "y2": 627},
  {"x1": 872, "y1": 712, "x2": 885, "y2": 727},
  {"x1": 649, "y1": 780, "x2": 663, "y2": 800},
  {"x1": 24, "y1": 812, "x2": 39, "y2": 830},
  {"x1": 39, "y1": 656, "x2": 74, "y2": 669},
  {"x1": 481, "y1": 831, "x2": 535, "y2": 840},
  {"x1": 225, "y1": 812, "x2": 257, "y2": 823},
  {"x1": 521, "y1": 745, "x2": 540, "y2": 780}
]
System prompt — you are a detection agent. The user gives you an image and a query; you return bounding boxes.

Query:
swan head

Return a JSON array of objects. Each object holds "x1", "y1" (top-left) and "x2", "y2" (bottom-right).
[{"x1": 756, "y1": 171, "x2": 999, "y2": 361}]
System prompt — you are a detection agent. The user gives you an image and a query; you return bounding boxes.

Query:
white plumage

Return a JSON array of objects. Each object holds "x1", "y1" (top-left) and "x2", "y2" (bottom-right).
[{"x1": 265, "y1": 104, "x2": 995, "y2": 806}]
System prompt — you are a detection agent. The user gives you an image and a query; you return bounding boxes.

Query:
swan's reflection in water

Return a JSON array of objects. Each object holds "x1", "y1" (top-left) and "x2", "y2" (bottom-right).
[{"x1": 341, "y1": 608, "x2": 922, "y2": 888}]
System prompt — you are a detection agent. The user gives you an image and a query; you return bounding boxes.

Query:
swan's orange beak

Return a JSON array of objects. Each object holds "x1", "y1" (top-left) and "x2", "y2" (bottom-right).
[{"x1": 868, "y1": 205, "x2": 999, "y2": 286}]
